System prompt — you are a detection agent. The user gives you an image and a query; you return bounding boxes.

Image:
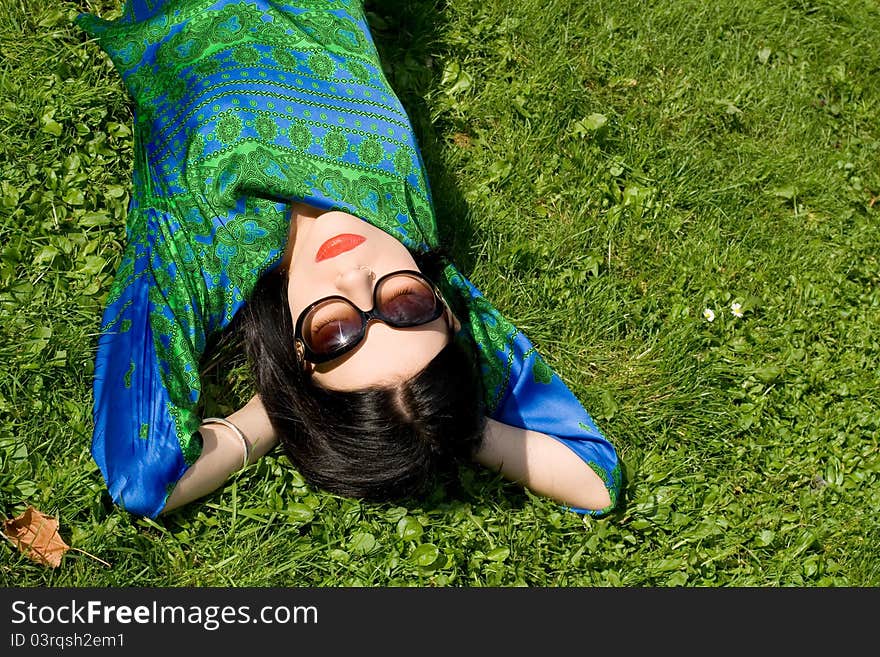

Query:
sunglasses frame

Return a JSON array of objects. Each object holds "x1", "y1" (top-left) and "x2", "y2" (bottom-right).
[{"x1": 293, "y1": 269, "x2": 450, "y2": 364}]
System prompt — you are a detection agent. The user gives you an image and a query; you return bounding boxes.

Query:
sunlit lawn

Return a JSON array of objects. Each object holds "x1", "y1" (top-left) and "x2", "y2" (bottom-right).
[{"x1": 2, "y1": 0, "x2": 878, "y2": 586}]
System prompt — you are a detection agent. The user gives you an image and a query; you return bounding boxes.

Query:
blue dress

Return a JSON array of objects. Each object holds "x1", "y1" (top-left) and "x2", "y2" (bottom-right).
[{"x1": 75, "y1": 0, "x2": 622, "y2": 518}]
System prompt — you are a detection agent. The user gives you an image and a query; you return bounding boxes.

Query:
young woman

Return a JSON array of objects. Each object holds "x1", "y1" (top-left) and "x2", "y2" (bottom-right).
[{"x1": 76, "y1": 0, "x2": 622, "y2": 520}]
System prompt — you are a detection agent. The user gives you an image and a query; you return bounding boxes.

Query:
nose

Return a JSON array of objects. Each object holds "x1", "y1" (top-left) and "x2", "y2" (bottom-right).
[{"x1": 334, "y1": 265, "x2": 375, "y2": 309}]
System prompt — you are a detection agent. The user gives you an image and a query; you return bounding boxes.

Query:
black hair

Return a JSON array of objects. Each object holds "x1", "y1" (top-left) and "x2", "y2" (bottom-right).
[{"x1": 237, "y1": 247, "x2": 486, "y2": 502}]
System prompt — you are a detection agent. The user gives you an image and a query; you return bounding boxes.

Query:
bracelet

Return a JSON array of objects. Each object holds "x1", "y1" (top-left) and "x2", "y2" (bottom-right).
[{"x1": 201, "y1": 417, "x2": 251, "y2": 471}]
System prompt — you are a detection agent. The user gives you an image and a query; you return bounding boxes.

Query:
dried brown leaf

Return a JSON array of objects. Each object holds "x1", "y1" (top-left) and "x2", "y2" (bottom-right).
[
  {"x1": 452, "y1": 132, "x2": 472, "y2": 149},
  {"x1": 2, "y1": 505, "x2": 70, "y2": 568}
]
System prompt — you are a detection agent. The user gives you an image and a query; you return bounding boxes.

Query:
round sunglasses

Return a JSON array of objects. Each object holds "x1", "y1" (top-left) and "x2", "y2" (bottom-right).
[{"x1": 293, "y1": 270, "x2": 450, "y2": 364}]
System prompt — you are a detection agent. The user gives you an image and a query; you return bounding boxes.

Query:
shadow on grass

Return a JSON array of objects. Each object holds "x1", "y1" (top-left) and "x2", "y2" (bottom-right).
[{"x1": 365, "y1": 0, "x2": 478, "y2": 274}]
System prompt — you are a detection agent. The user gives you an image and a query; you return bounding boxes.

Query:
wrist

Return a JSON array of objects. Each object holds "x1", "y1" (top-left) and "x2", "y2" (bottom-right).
[
  {"x1": 225, "y1": 395, "x2": 279, "y2": 461},
  {"x1": 201, "y1": 417, "x2": 251, "y2": 471}
]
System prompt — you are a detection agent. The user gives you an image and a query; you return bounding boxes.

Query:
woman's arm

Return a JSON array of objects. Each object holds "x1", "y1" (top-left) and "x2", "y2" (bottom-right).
[
  {"x1": 474, "y1": 417, "x2": 612, "y2": 512},
  {"x1": 161, "y1": 395, "x2": 278, "y2": 514}
]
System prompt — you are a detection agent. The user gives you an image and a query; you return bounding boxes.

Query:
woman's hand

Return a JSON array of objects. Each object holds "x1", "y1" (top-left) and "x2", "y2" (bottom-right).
[
  {"x1": 161, "y1": 395, "x2": 278, "y2": 514},
  {"x1": 474, "y1": 417, "x2": 612, "y2": 512}
]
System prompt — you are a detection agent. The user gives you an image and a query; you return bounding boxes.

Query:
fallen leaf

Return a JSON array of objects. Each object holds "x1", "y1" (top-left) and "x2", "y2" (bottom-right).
[
  {"x1": 452, "y1": 132, "x2": 472, "y2": 149},
  {"x1": 3, "y1": 506, "x2": 70, "y2": 568}
]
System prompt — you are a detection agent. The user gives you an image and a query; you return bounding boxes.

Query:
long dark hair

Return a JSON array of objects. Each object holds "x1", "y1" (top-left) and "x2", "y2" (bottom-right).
[{"x1": 237, "y1": 248, "x2": 486, "y2": 502}]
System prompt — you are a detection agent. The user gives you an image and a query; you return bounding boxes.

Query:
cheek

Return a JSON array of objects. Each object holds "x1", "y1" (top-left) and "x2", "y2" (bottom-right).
[
  {"x1": 382, "y1": 245, "x2": 419, "y2": 272},
  {"x1": 286, "y1": 270, "x2": 311, "y2": 323}
]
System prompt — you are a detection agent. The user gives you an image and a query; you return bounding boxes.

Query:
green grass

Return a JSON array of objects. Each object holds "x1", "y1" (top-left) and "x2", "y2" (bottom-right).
[{"x1": 2, "y1": 0, "x2": 878, "y2": 586}]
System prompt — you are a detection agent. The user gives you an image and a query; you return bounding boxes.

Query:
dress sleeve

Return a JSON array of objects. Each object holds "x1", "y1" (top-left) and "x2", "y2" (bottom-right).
[
  {"x1": 90, "y1": 205, "x2": 205, "y2": 519},
  {"x1": 491, "y1": 329, "x2": 622, "y2": 516},
  {"x1": 444, "y1": 265, "x2": 622, "y2": 516}
]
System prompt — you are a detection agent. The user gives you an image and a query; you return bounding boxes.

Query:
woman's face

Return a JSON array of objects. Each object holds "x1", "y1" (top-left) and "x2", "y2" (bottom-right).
[{"x1": 285, "y1": 209, "x2": 458, "y2": 390}]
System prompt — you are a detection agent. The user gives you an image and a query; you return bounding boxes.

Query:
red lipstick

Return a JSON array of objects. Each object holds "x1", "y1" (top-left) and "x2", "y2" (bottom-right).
[{"x1": 315, "y1": 233, "x2": 366, "y2": 262}]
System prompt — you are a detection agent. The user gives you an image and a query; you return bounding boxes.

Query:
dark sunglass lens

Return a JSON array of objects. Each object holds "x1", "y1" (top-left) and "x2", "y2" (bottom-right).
[
  {"x1": 376, "y1": 274, "x2": 439, "y2": 325},
  {"x1": 304, "y1": 300, "x2": 363, "y2": 355}
]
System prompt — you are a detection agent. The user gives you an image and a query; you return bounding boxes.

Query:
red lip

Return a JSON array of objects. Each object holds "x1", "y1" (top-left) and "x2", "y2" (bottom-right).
[{"x1": 315, "y1": 233, "x2": 366, "y2": 262}]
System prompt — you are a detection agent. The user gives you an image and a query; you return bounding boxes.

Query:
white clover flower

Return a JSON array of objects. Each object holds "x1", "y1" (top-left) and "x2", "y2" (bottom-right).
[
  {"x1": 731, "y1": 302, "x2": 743, "y2": 318},
  {"x1": 703, "y1": 308, "x2": 715, "y2": 322}
]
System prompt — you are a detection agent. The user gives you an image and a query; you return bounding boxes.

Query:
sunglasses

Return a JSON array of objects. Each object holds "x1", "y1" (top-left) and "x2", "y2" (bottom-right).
[{"x1": 293, "y1": 269, "x2": 450, "y2": 364}]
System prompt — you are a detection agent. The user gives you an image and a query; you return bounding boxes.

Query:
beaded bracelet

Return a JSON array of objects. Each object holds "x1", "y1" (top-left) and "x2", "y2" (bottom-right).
[{"x1": 201, "y1": 417, "x2": 251, "y2": 471}]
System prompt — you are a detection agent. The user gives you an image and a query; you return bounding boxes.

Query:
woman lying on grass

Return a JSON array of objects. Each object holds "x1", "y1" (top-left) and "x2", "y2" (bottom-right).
[{"x1": 76, "y1": 0, "x2": 622, "y2": 520}]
